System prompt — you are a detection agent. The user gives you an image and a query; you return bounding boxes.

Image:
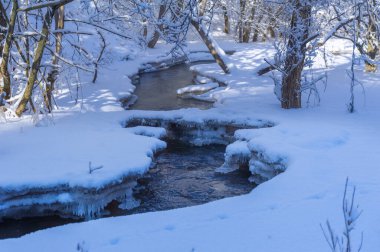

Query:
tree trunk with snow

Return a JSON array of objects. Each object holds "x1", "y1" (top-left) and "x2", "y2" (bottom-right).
[
  {"x1": 16, "y1": 8, "x2": 54, "y2": 116},
  {"x1": 252, "y1": 14, "x2": 263, "y2": 42},
  {"x1": 0, "y1": 2, "x2": 7, "y2": 56},
  {"x1": 0, "y1": 2, "x2": 7, "y2": 92},
  {"x1": 281, "y1": 1, "x2": 311, "y2": 109},
  {"x1": 238, "y1": 0, "x2": 247, "y2": 42},
  {"x1": 365, "y1": 1, "x2": 378, "y2": 72},
  {"x1": 191, "y1": 0, "x2": 230, "y2": 73},
  {"x1": 191, "y1": 20, "x2": 230, "y2": 74},
  {"x1": 0, "y1": 0, "x2": 18, "y2": 99},
  {"x1": 243, "y1": 2, "x2": 258, "y2": 43},
  {"x1": 148, "y1": 4, "x2": 166, "y2": 48},
  {"x1": 222, "y1": 5, "x2": 230, "y2": 34},
  {"x1": 46, "y1": 5, "x2": 65, "y2": 111}
]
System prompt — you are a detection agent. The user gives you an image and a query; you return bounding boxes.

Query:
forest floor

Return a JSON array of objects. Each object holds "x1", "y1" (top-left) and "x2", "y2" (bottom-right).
[{"x1": 1, "y1": 32, "x2": 380, "y2": 251}]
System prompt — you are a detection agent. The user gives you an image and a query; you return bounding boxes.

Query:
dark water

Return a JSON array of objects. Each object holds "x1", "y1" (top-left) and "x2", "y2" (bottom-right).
[
  {"x1": 132, "y1": 63, "x2": 213, "y2": 110},
  {"x1": 0, "y1": 216, "x2": 81, "y2": 239},
  {"x1": 113, "y1": 141, "x2": 254, "y2": 215}
]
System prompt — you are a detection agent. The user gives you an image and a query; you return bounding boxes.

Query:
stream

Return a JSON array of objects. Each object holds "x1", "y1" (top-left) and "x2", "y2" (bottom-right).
[
  {"x1": 0, "y1": 61, "x2": 254, "y2": 239},
  {"x1": 131, "y1": 62, "x2": 213, "y2": 110},
  {"x1": 112, "y1": 141, "x2": 253, "y2": 215}
]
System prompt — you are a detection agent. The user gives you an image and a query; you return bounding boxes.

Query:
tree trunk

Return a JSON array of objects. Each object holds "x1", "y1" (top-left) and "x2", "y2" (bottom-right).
[
  {"x1": 281, "y1": 1, "x2": 311, "y2": 109},
  {"x1": 0, "y1": 0, "x2": 18, "y2": 99},
  {"x1": 267, "y1": 7, "x2": 277, "y2": 39},
  {"x1": 267, "y1": 26, "x2": 275, "y2": 38},
  {"x1": 238, "y1": 0, "x2": 247, "y2": 42},
  {"x1": 142, "y1": 19, "x2": 148, "y2": 38},
  {"x1": 252, "y1": 29, "x2": 259, "y2": 42},
  {"x1": 22, "y1": 1, "x2": 35, "y2": 112},
  {"x1": 252, "y1": 14, "x2": 263, "y2": 42},
  {"x1": 191, "y1": 20, "x2": 230, "y2": 74},
  {"x1": 365, "y1": 2, "x2": 378, "y2": 72},
  {"x1": 16, "y1": 8, "x2": 54, "y2": 116},
  {"x1": 46, "y1": 5, "x2": 65, "y2": 111},
  {"x1": 0, "y1": 2, "x2": 8, "y2": 56},
  {"x1": 242, "y1": 25, "x2": 250, "y2": 42},
  {"x1": 0, "y1": 2, "x2": 8, "y2": 91},
  {"x1": 243, "y1": 2, "x2": 257, "y2": 43},
  {"x1": 198, "y1": 0, "x2": 208, "y2": 16},
  {"x1": 222, "y1": 5, "x2": 230, "y2": 34},
  {"x1": 192, "y1": 0, "x2": 229, "y2": 73},
  {"x1": 147, "y1": 4, "x2": 166, "y2": 48}
]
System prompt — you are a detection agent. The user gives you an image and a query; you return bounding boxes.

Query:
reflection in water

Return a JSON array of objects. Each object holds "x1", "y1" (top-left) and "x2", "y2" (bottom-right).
[
  {"x1": 116, "y1": 141, "x2": 254, "y2": 215},
  {"x1": 132, "y1": 63, "x2": 213, "y2": 110}
]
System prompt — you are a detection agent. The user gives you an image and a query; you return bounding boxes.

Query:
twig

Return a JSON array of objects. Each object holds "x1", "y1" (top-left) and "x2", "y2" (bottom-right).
[
  {"x1": 89, "y1": 161, "x2": 103, "y2": 174},
  {"x1": 92, "y1": 31, "x2": 106, "y2": 83}
]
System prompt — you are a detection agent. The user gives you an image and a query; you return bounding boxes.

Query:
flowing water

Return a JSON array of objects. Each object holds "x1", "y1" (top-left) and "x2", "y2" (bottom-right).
[{"x1": 111, "y1": 141, "x2": 254, "y2": 215}]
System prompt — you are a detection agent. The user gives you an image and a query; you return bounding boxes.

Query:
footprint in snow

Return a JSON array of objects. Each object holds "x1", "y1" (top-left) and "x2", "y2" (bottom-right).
[{"x1": 164, "y1": 225, "x2": 176, "y2": 231}]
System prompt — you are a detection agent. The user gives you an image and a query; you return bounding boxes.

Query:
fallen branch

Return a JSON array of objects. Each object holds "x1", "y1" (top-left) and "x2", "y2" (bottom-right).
[
  {"x1": 13, "y1": 30, "x2": 93, "y2": 37},
  {"x1": 257, "y1": 65, "x2": 275, "y2": 76}
]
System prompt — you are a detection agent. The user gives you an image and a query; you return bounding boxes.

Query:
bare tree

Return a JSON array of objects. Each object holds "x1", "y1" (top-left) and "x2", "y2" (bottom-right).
[
  {"x1": 321, "y1": 178, "x2": 363, "y2": 252},
  {"x1": 12, "y1": 0, "x2": 74, "y2": 116}
]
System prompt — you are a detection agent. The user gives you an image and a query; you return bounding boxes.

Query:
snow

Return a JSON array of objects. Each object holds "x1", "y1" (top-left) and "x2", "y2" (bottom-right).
[
  {"x1": 216, "y1": 140, "x2": 250, "y2": 173},
  {"x1": 176, "y1": 82, "x2": 219, "y2": 95},
  {"x1": 1, "y1": 25, "x2": 380, "y2": 252},
  {"x1": 0, "y1": 112, "x2": 166, "y2": 190},
  {"x1": 195, "y1": 76, "x2": 212, "y2": 84},
  {"x1": 124, "y1": 126, "x2": 167, "y2": 139}
]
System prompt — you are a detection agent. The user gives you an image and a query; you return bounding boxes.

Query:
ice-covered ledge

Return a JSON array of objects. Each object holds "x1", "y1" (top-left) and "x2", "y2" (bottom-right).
[
  {"x1": 219, "y1": 139, "x2": 287, "y2": 184},
  {"x1": 123, "y1": 109, "x2": 275, "y2": 146},
  {"x1": 0, "y1": 113, "x2": 167, "y2": 220},
  {"x1": 0, "y1": 177, "x2": 139, "y2": 220}
]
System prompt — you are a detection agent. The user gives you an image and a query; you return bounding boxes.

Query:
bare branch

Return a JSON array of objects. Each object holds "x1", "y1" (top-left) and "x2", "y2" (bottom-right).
[
  {"x1": 64, "y1": 19, "x2": 132, "y2": 39},
  {"x1": 45, "y1": 46, "x2": 95, "y2": 73}
]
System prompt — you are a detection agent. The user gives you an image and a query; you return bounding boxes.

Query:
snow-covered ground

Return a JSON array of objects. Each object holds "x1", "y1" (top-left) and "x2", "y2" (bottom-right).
[{"x1": 1, "y1": 30, "x2": 380, "y2": 251}]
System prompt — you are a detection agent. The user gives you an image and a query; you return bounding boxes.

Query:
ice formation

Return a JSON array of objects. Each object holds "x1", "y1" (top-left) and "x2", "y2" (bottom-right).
[
  {"x1": 0, "y1": 179, "x2": 140, "y2": 220},
  {"x1": 124, "y1": 114, "x2": 285, "y2": 185}
]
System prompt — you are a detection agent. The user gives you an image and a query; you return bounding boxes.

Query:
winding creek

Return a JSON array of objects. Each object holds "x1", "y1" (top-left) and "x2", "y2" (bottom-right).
[{"x1": 0, "y1": 59, "x2": 256, "y2": 239}]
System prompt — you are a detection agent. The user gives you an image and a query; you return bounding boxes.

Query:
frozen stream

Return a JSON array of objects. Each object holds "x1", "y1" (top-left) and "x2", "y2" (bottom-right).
[{"x1": 0, "y1": 60, "x2": 255, "y2": 239}]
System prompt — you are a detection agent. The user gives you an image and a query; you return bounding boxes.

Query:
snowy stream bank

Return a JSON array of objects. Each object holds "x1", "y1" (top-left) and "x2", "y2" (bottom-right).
[{"x1": 0, "y1": 52, "x2": 282, "y2": 239}]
